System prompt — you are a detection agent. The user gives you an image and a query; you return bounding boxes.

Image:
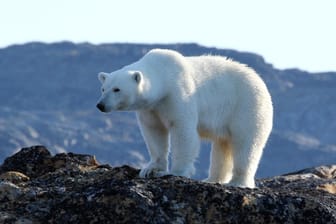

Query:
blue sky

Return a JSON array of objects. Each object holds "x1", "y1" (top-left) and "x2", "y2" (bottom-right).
[{"x1": 1, "y1": 0, "x2": 335, "y2": 72}]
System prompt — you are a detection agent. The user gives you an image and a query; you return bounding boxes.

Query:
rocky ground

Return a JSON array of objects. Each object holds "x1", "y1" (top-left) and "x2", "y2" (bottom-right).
[{"x1": 0, "y1": 145, "x2": 335, "y2": 224}]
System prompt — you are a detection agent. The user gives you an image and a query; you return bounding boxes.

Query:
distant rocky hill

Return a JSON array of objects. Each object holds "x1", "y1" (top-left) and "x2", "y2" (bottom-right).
[
  {"x1": 0, "y1": 42, "x2": 335, "y2": 178},
  {"x1": 0, "y1": 146, "x2": 335, "y2": 223}
]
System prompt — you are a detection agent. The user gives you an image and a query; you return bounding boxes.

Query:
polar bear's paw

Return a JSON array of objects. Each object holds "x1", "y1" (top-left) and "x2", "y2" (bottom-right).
[
  {"x1": 170, "y1": 164, "x2": 195, "y2": 178},
  {"x1": 203, "y1": 178, "x2": 229, "y2": 184},
  {"x1": 226, "y1": 178, "x2": 255, "y2": 188},
  {"x1": 139, "y1": 163, "x2": 168, "y2": 178}
]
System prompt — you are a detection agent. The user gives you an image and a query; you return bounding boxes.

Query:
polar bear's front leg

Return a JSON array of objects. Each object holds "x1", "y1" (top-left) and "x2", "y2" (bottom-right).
[
  {"x1": 137, "y1": 111, "x2": 169, "y2": 178},
  {"x1": 169, "y1": 123, "x2": 200, "y2": 178}
]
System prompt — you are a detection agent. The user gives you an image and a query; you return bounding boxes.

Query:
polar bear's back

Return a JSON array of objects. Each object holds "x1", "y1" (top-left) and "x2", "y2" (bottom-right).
[
  {"x1": 186, "y1": 55, "x2": 259, "y2": 85},
  {"x1": 184, "y1": 55, "x2": 273, "y2": 140},
  {"x1": 185, "y1": 55, "x2": 271, "y2": 105}
]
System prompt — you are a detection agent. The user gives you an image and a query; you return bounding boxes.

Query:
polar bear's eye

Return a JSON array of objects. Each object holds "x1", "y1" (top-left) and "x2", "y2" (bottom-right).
[
  {"x1": 101, "y1": 88, "x2": 105, "y2": 92},
  {"x1": 113, "y1": 88, "x2": 120, "y2": 93}
]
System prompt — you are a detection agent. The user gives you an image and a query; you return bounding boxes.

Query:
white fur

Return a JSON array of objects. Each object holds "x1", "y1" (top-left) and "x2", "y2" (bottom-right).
[{"x1": 97, "y1": 49, "x2": 273, "y2": 188}]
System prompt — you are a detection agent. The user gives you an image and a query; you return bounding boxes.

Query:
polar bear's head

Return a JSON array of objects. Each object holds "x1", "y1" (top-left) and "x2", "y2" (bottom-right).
[{"x1": 96, "y1": 70, "x2": 143, "y2": 112}]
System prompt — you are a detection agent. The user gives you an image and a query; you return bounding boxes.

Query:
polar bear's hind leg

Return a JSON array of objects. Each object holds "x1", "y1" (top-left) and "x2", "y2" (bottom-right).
[{"x1": 205, "y1": 140, "x2": 233, "y2": 184}]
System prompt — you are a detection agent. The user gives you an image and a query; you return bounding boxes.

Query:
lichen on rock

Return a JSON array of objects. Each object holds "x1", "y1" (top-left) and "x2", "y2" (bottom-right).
[{"x1": 0, "y1": 145, "x2": 335, "y2": 223}]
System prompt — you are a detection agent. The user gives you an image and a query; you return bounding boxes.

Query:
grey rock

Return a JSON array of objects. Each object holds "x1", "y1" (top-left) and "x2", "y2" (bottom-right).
[{"x1": 0, "y1": 181, "x2": 22, "y2": 201}]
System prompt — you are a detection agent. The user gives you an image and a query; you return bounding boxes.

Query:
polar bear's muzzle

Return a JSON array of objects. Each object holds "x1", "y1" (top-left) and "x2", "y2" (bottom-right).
[
  {"x1": 96, "y1": 97, "x2": 124, "y2": 112},
  {"x1": 96, "y1": 94, "x2": 113, "y2": 112},
  {"x1": 96, "y1": 102, "x2": 106, "y2": 112}
]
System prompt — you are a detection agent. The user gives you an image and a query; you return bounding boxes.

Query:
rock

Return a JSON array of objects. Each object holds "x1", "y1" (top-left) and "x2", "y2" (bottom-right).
[
  {"x1": 285, "y1": 165, "x2": 336, "y2": 179},
  {"x1": 0, "y1": 145, "x2": 52, "y2": 178},
  {"x1": 0, "y1": 171, "x2": 30, "y2": 184},
  {"x1": 0, "y1": 145, "x2": 99, "y2": 178},
  {"x1": 0, "y1": 145, "x2": 335, "y2": 223},
  {"x1": 318, "y1": 183, "x2": 336, "y2": 194},
  {"x1": 0, "y1": 181, "x2": 22, "y2": 201}
]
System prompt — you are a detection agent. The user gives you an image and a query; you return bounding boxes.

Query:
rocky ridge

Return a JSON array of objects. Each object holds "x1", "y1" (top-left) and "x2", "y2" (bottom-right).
[{"x1": 0, "y1": 145, "x2": 335, "y2": 223}]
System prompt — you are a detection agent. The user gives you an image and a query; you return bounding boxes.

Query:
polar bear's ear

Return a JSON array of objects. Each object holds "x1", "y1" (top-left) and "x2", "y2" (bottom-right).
[
  {"x1": 133, "y1": 71, "x2": 142, "y2": 84},
  {"x1": 98, "y1": 72, "x2": 109, "y2": 84}
]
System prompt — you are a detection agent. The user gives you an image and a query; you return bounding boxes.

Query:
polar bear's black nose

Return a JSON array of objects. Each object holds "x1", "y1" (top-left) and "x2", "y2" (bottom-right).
[{"x1": 96, "y1": 102, "x2": 105, "y2": 112}]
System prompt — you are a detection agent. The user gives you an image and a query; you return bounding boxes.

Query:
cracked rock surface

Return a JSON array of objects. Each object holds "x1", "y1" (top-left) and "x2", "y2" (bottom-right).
[{"x1": 0, "y1": 145, "x2": 335, "y2": 223}]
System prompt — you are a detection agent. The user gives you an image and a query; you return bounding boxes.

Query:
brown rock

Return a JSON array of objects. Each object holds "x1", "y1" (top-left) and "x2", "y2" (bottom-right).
[
  {"x1": 317, "y1": 183, "x2": 336, "y2": 194},
  {"x1": 0, "y1": 171, "x2": 30, "y2": 184}
]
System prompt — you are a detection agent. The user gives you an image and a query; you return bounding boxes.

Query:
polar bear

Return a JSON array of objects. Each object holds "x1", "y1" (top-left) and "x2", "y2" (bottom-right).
[{"x1": 96, "y1": 49, "x2": 273, "y2": 188}]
